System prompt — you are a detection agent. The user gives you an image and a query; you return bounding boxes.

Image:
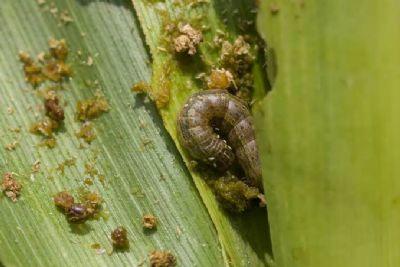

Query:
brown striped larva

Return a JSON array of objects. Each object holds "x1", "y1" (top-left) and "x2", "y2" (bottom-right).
[{"x1": 177, "y1": 89, "x2": 262, "y2": 189}]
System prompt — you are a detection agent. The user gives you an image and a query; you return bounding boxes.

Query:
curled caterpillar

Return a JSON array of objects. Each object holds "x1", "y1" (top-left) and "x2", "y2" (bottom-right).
[{"x1": 177, "y1": 89, "x2": 262, "y2": 189}]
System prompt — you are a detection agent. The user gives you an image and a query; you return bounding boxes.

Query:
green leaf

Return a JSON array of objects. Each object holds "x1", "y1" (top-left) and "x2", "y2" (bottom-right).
[
  {"x1": 132, "y1": 0, "x2": 273, "y2": 266},
  {"x1": 256, "y1": 0, "x2": 400, "y2": 266},
  {"x1": 0, "y1": 0, "x2": 225, "y2": 266}
]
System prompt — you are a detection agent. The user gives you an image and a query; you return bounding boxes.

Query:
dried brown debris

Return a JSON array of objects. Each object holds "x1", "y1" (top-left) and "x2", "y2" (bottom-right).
[
  {"x1": 53, "y1": 191, "x2": 75, "y2": 212},
  {"x1": 5, "y1": 141, "x2": 19, "y2": 151},
  {"x1": 19, "y1": 38, "x2": 71, "y2": 87},
  {"x1": 75, "y1": 94, "x2": 110, "y2": 122},
  {"x1": 131, "y1": 81, "x2": 151, "y2": 94},
  {"x1": 111, "y1": 226, "x2": 129, "y2": 249},
  {"x1": 53, "y1": 190, "x2": 102, "y2": 223},
  {"x1": 207, "y1": 68, "x2": 233, "y2": 90},
  {"x1": 44, "y1": 90, "x2": 64, "y2": 121},
  {"x1": 149, "y1": 250, "x2": 176, "y2": 267},
  {"x1": 67, "y1": 203, "x2": 89, "y2": 223},
  {"x1": 1, "y1": 172, "x2": 22, "y2": 202},
  {"x1": 75, "y1": 122, "x2": 96, "y2": 144},
  {"x1": 29, "y1": 117, "x2": 60, "y2": 137},
  {"x1": 173, "y1": 23, "x2": 203, "y2": 55},
  {"x1": 142, "y1": 214, "x2": 157, "y2": 230}
]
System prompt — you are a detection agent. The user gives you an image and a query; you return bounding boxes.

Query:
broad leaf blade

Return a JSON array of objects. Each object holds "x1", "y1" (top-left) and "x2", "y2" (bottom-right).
[
  {"x1": 132, "y1": 0, "x2": 273, "y2": 266},
  {"x1": 0, "y1": 1, "x2": 224, "y2": 266},
  {"x1": 256, "y1": 0, "x2": 400, "y2": 266}
]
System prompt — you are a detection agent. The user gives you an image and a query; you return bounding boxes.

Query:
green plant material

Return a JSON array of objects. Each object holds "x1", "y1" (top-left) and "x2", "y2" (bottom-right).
[
  {"x1": 209, "y1": 175, "x2": 261, "y2": 213},
  {"x1": 132, "y1": 0, "x2": 272, "y2": 266},
  {"x1": 256, "y1": 1, "x2": 400, "y2": 266},
  {"x1": 0, "y1": 0, "x2": 225, "y2": 266}
]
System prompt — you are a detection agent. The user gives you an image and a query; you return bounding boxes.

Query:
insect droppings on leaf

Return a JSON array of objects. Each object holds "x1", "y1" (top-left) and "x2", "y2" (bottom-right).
[
  {"x1": 67, "y1": 203, "x2": 90, "y2": 223},
  {"x1": 54, "y1": 190, "x2": 103, "y2": 223},
  {"x1": 131, "y1": 81, "x2": 151, "y2": 94},
  {"x1": 44, "y1": 90, "x2": 64, "y2": 121},
  {"x1": 142, "y1": 214, "x2": 157, "y2": 230},
  {"x1": 209, "y1": 174, "x2": 262, "y2": 212},
  {"x1": 29, "y1": 117, "x2": 60, "y2": 148},
  {"x1": 149, "y1": 250, "x2": 177, "y2": 267},
  {"x1": 19, "y1": 38, "x2": 72, "y2": 87},
  {"x1": 76, "y1": 122, "x2": 96, "y2": 144},
  {"x1": 56, "y1": 157, "x2": 77, "y2": 174},
  {"x1": 53, "y1": 191, "x2": 75, "y2": 212},
  {"x1": 1, "y1": 172, "x2": 22, "y2": 202},
  {"x1": 30, "y1": 117, "x2": 59, "y2": 137},
  {"x1": 80, "y1": 191, "x2": 103, "y2": 217},
  {"x1": 173, "y1": 23, "x2": 203, "y2": 56},
  {"x1": 111, "y1": 226, "x2": 129, "y2": 250},
  {"x1": 75, "y1": 93, "x2": 110, "y2": 122},
  {"x1": 206, "y1": 68, "x2": 234, "y2": 90},
  {"x1": 5, "y1": 140, "x2": 19, "y2": 151},
  {"x1": 217, "y1": 36, "x2": 255, "y2": 102}
]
